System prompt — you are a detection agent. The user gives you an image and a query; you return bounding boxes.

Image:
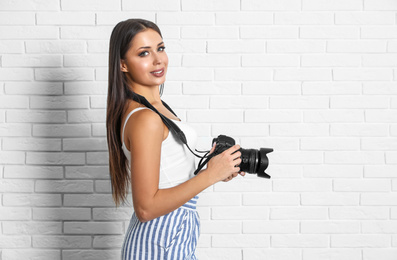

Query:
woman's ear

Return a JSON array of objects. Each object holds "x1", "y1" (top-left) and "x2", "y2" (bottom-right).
[{"x1": 120, "y1": 60, "x2": 128, "y2": 72}]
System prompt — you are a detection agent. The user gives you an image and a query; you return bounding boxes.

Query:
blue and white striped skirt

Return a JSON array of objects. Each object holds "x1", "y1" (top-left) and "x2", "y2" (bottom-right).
[{"x1": 121, "y1": 196, "x2": 200, "y2": 260}]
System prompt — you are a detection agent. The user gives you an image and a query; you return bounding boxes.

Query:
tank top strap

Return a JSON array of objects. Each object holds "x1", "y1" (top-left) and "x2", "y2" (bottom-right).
[{"x1": 122, "y1": 107, "x2": 150, "y2": 146}]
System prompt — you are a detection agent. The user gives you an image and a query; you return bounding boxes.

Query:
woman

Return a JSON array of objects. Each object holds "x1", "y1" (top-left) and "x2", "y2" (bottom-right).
[{"x1": 106, "y1": 19, "x2": 244, "y2": 260}]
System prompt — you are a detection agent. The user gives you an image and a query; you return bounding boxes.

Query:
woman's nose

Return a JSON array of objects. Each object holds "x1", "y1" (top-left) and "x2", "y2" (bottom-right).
[{"x1": 152, "y1": 52, "x2": 162, "y2": 65}]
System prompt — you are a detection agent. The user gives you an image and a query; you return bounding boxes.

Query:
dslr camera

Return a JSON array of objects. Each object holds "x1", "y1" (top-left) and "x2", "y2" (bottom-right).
[{"x1": 194, "y1": 135, "x2": 273, "y2": 178}]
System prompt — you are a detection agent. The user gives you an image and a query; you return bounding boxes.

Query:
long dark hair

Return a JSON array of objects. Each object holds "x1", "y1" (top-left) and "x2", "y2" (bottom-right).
[{"x1": 106, "y1": 19, "x2": 162, "y2": 207}]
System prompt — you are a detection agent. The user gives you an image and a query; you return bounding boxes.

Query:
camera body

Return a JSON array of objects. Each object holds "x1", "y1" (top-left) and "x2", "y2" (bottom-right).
[{"x1": 212, "y1": 135, "x2": 273, "y2": 178}]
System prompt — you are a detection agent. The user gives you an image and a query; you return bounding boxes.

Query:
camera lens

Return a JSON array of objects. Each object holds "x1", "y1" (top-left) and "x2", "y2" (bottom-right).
[{"x1": 240, "y1": 148, "x2": 273, "y2": 178}]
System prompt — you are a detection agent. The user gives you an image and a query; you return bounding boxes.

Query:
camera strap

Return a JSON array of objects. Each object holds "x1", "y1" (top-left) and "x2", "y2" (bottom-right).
[{"x1": 130, "y1": 92, "x2": 207, "y2": 161}]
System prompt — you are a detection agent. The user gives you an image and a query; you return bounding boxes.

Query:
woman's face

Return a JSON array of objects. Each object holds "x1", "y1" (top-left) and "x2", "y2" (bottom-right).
[{"x1": 121, "y1": 28, "x2": 168, "y2": 89}]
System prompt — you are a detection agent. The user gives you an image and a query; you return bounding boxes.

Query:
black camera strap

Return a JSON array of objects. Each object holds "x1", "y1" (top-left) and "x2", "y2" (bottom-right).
[{"x1": 130, "y1": 93, "x2": 206, "y2": 161}]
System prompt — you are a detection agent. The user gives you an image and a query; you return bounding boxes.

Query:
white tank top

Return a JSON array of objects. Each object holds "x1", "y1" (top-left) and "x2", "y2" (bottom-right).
[{"x1": 121, "y1": 107, "x2": 198, "y2": 189}]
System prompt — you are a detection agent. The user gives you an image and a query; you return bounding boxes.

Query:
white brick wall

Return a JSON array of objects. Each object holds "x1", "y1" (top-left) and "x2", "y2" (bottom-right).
[{"x1": 0, "y1": 0, "x2": 396, "y2": 259}]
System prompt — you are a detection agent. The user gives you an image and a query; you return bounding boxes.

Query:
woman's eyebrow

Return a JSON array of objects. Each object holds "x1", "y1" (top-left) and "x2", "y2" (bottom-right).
[{"x1": 138, "y1": 42, "x2": 164, "y2": 50}]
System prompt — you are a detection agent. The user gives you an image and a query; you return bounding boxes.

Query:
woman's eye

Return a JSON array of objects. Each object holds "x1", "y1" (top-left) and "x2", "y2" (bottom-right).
[
  {"x1": 158, "y1": 46, "x2": 166, "y2": 52},
  {"x1": 139, "y1": 51, "x2": 149, "y2": 57}
]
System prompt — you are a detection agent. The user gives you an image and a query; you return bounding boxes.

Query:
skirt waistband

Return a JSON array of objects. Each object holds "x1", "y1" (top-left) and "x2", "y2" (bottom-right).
[{"x1": 180, "y1": 196, "x2": 198, "y2": 211}]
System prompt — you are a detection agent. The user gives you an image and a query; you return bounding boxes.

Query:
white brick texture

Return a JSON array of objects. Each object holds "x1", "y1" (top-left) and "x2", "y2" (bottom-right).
[{"x1": 1, "y1": 0, "x2": 396, "y2": 259}]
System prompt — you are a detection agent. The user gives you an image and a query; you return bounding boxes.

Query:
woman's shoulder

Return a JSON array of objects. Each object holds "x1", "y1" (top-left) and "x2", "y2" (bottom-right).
[{"x1": 124, "y1": 103, "x2": 164, "y2": 137}]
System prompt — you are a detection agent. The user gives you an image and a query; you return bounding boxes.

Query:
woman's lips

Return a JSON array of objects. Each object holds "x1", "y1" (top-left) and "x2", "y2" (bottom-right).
[{"x1": 150, "y1": 68, "x2": 165, "y2": 77}]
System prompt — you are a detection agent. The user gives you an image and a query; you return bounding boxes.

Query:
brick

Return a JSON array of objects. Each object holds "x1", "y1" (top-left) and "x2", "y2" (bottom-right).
[
  {"x1": 4, "y1": 165, "x2": 63, "y2": 179},
  {"x1": 26, "y1": 40, "x2": 86, "y2": 53},
  {"x1": 362, "y1": 137, "x2": 397, "y2": 150},
  {"x1": 0, "y1": 235, "x2": 31, "y2": 248},
  {"x1": 300, "y1": 26, "x2": 359, "y2": 39},
  {"x1": 0, "y1": 26, "x2": 58, "y2": 39},
  {"x1": 90, "y1": 96, "x2": 106, "y2": 109},
  {"x1": 35, "y1": 180, "x2": 93, "y2": 193},
  {"x1": 336, "y1": 12, "x2": 395, "y2": 25},
  {"x1": 7, "y1": 110, "x2": 66, "y2": 123},
  {"x1": 163, "y1": 40, "x2": 206, "y2": 54},
  {"x1": 270, "y1": 96, "x2": 329, "y2": 109},
  {"x1": 196, "y1": 248, "x2": 242, "y2": 260},
  {"x1": 0, "y1": 40, "x2": 24, "y2": 53},
  {"x1": 96, "y1": 12, "x2": 155, "y2": 25},
  {"x1": 331, "y1": 234, "x2": 390, "y2": 248},
  {"x1": 200, "y1": 220, "x2": 241, "y2": 234},
  {"x1": 158, "y1": 12, "x2": 214, "y2": 25},
  {"x1": 61, "y1": 0, "x2": 120, "y2": 10},
  {"x1": 268, "y1": 40, "x2": 326, "y2": 53},
  {"x1": 363, "y1": 54, "x2": 397, "y2": 67},
  {"x1": 244, "y1": 249, "x2": 301, "y2": 260},
  {"x1": 26, "y1": 152, "x2": 85, "y2": 165},
  {"x1": 35, "y1": 68, "x2": 94, "y2": 81},
  {"x1": 241, "y1": 26, "x2": 298, "y2": 39},
  {"x1": 0, "y1": 124, "x2": 30, "y2": 137},
  {"x1": 331, "y1": 123, "x2": 388, "y2": 137},
  {"x1": 303, "y1": 0, "x2": 362, "y2": 10},
  {"x1": 182, "y1": 0, "x2": 239, "y2": 10},
  {"x1": 388, "y1": 40, "x2": 397, "y2": 52},
  {"x1": 67, "y1": 109, "x2": 105, "y2": 123},
  {"x1": 270, "y1": 207, "x2": 328, "y2": 220},
  {"x1": 37, "y1": 12, "x2": 95, "y2": 25},
  {"x1": 301, "y1": 54, "x2": 361, "y2": 67},
  {"x1": 304, "y1": 110, "x2": 364, "y2": 123},
  {"x1": 3, "y1": 138, "x2": 61, "y2": 151},
  {"x1": 274, "y1": 69, "x2": 332, "y2": 81},
  {"x1": 87, "y1": 152, "x2": 108, "y2": 165},
  {"x1": 64, "y1": 222, "x2": 122, "y2": 234},
  {"x1": 5, "y1": 82, "x2": 63, "y2": 95},
  {"x1": 335, "y1": 179, "x2": 390, "y2": 192},
  {"x1": 243, "y1": 82, "x2": 301, "y2": 95},
  {"x1": 167, "y1": 68, "x2": 213, "y2": 81},
  {"x1": 64, "y1": 194, "x2": 114, "y2": 207},
  {"x1": 216, "y1": 12, "x2": 273, "y2": 25},
  {"x1": 241, "y1": 0, "x2": 301, "y2": 10},
  {"x1": 273, "y1": 179, "x2": 332, "y2": 192},
  {"x1": 64, "y1": 82, "x2": 107, "y2": 95},
  {"x1": 0, "y1": 179, "x2": 33, "y2": 192},
  {"x1": 61, "y1": 26, "x2": 113, "y2": 39},
  {"x1": 242, "y1": 54, "x2": 299, "y2": 67},
  {"x1": 365, "y1": 165, "x2": 397, "y2": 178},
  {"x1": 276, "y1": 12, "x2": 333, "y2": 25},
  {"x1": 243, "y1": 193, "x2": 300, "y2": 206},
  {"x1": 363, "y1": 249, "x2": 397, "y2": 260},
  {"x1": 304, "y1": 165, "x2": 363, "y2": 178},
  {"x1": 31, "y1": 96, "x2": 89, "y2": 109},
  {"x1": 183, "y1": 54, "x2": 240, "y2": 67},
  {"x1": 2, "y1": 250, "x2": 61, "y2": 260},
  {"x1": 362, "y1": 221, "x2": 397, "y2": 234},
  {"x1": 92, "y1": 123, "x2": 106, "y2": 137},
  {"x1": 272, "y1": 235, "x2": 328, "y2": 248},
  {"x1": 366, "y1": 110, "x2": 397, "y2": 123},
  {"x1": 212, "y1": 234, "x2": 270, "y2": 248},
  {"x1": 0, "y1": 68, "x2": 33, "y2": 81},
  {"x1": 211, "y1": 96, "x2": 268, "y2": 109},
  {"x1": 33, "y1": 208, "x2": 91, "y2": 220},
  {"x1": 303, "y1": 249, "x2": 362, "y2": 260},
  {"x1": 330, "y1": 206, "x2": 389, "y2": 220},
  {"x1": 243, "y1": 220, "x2": 299, "y2": 234},
  {"x1": 327, "y1": 40, "x2": 386, "y2": 52},
  {"x1": 212, "y1": 206, "x2": 269, "y2": 220},
  {"x1": 64, "y1": 250, "x2": 121, "y2": 259},
  {"x1": 64, "y1": 54, "x2": 108, "y2": 67},
  {"x1": 0, "y1": 207, "x2": 31, "y2": 220},
  {"x1": 301, "y1": 192, "x2": 359, "y2": 206},
  {"x1": 0, "y1": 12, "x2": 35, "y2": 25},
  {"x1": 183, "y1": 82, "x2": 241, "y2": 95},
  {"x1": 301, "y1": 221, "x2": 360, "y2": 234},
  {"x1": 0, "y1": 0, "x2": 59, "y2": 10},
  {"x1": 33, "y1": 235, "x2": 91, "y2": 248},
  {"x1": 122, "y1": 0, "x2": 179, "y2": 11},
  {"x1": 361, "y1": 193, "x2": 397, "y2": 205},
  {"x1": 3, "y1": 221, "x2": 61, "y2": 234},
  {"x1": 0, "y1": 151, "x2": 25, "y2": 164},
  {"x1": 208, "y1": 40, "x2": 265, "y2": 53},
  {"x1": 0, "y1": 96, "x2": 28, "y2": 108},
  {"x1": 362, "y1": 26, "x2": 397, "y2": 38},
  {"x1": 211, "y1": 123, "x2": 269, "y2": 137},
  {"x1": 33, "y1": 124, "x2": 91, "y2": 137},
  {"x1": 63, "y1": 138, "x2": 107, "y2": 151},
  {"x1": 215, "y1": 68, "x2": 272, "y2": 81},
  {"x1": 331, "y1": 96, "x2": 389, "y2": 109},
  {"x1": 365, "y1": 0, "x2": 397, "y2": 10},
  {"x1": 181, "y1": 26, "x2": 238, "y2": 39},
  {"x1": 302, "y1": 82, "x2": 361, "y2": 95},
  {"x1": 325, "y1": 151, "x2": 384, "y2": 164},
  {"x1": 271, "y1": 123, "x2": 329, "y2": 136},
  {"x1": 3, "y1": 194, "x2": 61, "y2": 206},
  {"x1": 188, "y1": 110, "x2": 243, "y2": 123}
]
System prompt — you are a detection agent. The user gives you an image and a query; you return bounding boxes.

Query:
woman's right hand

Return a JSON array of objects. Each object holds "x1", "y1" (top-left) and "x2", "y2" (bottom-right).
[{"x1": 206, "y1": 144, "x2": 242, "y2": 184}]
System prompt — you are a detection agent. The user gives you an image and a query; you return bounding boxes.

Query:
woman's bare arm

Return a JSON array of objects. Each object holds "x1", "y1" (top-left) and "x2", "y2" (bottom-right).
[{"x1": 126, "y1": 109, "x2": 241, "y2": 222}]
